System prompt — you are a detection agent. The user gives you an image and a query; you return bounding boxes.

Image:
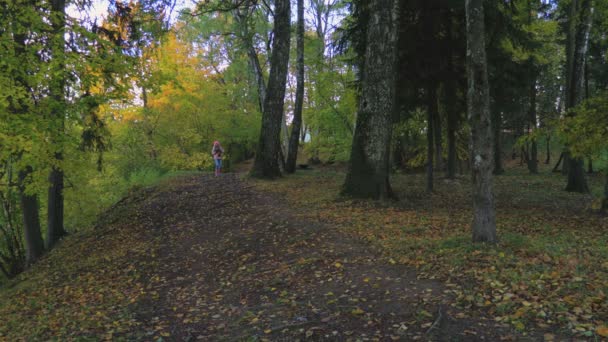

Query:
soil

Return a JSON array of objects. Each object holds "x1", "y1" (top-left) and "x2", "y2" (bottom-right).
[{"x1": 128, "y1": 173, "x2": 535, "y2": 341}]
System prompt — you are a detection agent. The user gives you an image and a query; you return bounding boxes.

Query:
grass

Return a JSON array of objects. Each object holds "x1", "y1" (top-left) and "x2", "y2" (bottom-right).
[{"x1": 250, "y1": 162, "x2": 608, "y2": 337}]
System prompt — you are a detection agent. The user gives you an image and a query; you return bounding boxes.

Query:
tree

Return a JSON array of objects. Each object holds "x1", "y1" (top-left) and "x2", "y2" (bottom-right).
[
  {"x1": 558, "y1": 93, "x2": 608, "y2": 211},
  {"x1": 564, "y1": 0, "x2": 594, "y2": 193},
  {"x1": 250, "y1": 0, "x2": 291, "y2": 178},
  {"x1": 342, "y1": 0, "x2": 399, "y2": 200},
  {"x1": 46, "y1": 0, "x2": 68, "y2": 249},
  {"x1": 6, "y1": 3, "x2": 46, "y2": 264},
  {"x1": 285, "y1": 0, "x2": 305, "y2": 173},
  {"x1": 466, "y1": 0, "x2": 497, "y2": 243}
]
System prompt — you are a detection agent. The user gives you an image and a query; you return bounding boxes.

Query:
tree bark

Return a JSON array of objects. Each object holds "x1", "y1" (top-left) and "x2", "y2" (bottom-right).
[
  {"x1": 426, "y1": 83, "x2": 436, "y2": 192},
  {"x1": 433, "y1": 102, "x2": 443, "y2": 172},
  {"x1": 526, "y1": 80, "x2": 538, "y2": 174},
  {"x1": 466, "y1": 0, "x2": 497, "y2": 243},
  {"x1": 562, "y1": 151, "x2": 570, "y2": 175},
  {"x1": 285, "y1": 0, "x2": 305, "y2": 174},
  {"x1": 564, "y1": 0, "x2": 593, "y2": 193},
  {"x1": 250, "y1": 0, "x2": 291, "y2": 178},
  {"x1": 446, "y1": 99, "x2": 458, "y2": 179},
  {"x1": 566, "y1": 157, "x2": 589, "y2": 192},
  {"x1": 342, "y1": 0, "x2": 399, "y2": 200},
  {"x1": 445, "y1": 13, "x2": 458, "y2": 180},
  {"x1": 552, "y1": 152, "x2": 563, "y2": 172},
  {"x1": 587, "y1": 159, "x2": 593, "y2": 174},
  {"x1": 47, "y1": 0, "x2": 68, "y2": 249},
  {"x1": 602, "y1": 172, "x2": 608, "y2": 211},
  {"x1": 19, "y1": 168, "x2": 44, "y2": 265},
  {"x1": 492, "y1": 109, "x2": 504, "y2": 175},
  {"x1": 545, "y1": 134, "x2": 551, "y2": 164}
]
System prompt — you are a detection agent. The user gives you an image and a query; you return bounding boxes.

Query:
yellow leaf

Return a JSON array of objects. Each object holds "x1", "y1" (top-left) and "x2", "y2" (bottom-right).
[
  {"x1": 596, "y1": 326, "x2": 608, "y2": 337},
  {"x1": 351, "y1": 308, "x2": 365, "y2": 315},
  {"x1": 388, "y1": 258, "x2": 396, "y2": 265},
  {"x1": 264, "y1": 329, "x2": 272, "y2": 334},
  {"x1": 334, "y1": 262, "x2": 342, "y2": 268}
]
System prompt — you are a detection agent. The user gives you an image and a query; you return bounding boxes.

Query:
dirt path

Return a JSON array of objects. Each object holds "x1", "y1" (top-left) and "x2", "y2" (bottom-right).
[{"x1": 129, "y1": 174, "x2": 526, "y2": 341}]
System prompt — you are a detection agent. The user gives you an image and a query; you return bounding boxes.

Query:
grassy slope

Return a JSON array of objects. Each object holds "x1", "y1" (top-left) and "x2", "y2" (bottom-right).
[
  {"x1": 0, "y1": 185, "x2": 162, "y2": 340},
  {"x1": 1, "y1": 165, "x2": 606, "y2": 339},
  {"x1": 252, "y1": 163, "x2": 608, "y2": 338}
]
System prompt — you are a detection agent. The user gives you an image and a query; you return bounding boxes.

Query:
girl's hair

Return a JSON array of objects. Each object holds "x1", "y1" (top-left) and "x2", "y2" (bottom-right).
[{"x1": 213, "y1": 141, "x2": 220, "y2": 146}]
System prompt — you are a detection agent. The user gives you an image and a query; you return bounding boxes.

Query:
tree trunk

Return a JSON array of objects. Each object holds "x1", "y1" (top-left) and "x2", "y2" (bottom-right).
[
  {"x1": 446, "y1": 103, "x2": 457, "y2": 179},
  {"x1": 250, "y1": 0, "x2": 291, "y2": 178},
  {"x1": 564, "y1": 0, "x2": 593, "y2": 193},
  {"x1": 562, "y1": 151, "x2": 570, "y2": 175},
  {"x1": 587, "y1": 158, "x2": 593, "y2": 174},
  {"x1": 19, "y1": 168, "x2": 44, "y2": 265},
  {"x1": 47, "y1": 0, "x2": 68, "y2": 249},
  {"x1": 433, "y1": 101, "x2": 443, "y2": 172},
  {"x1": 466, "y1": 0, "x2": 497, "y2": 243},
  {"x1": 426, "y1": 83, "x2": 437, "y2": 192},
  {"x1": 552, "y1": 152, "x2": 563, "y2": 172},
  {"x1": 445, "y1": 14, "x2": 458, "y2": 180},
  {"x1": 527, "y1": 81, "x2": 538, "y2": 174},
  {"x1": 493, "y1": 109, "x2": 504, "y2": 175},
  {"x1": 602, "y1": 172, "x2": 608, "y2": 211},
  {"x1": 565, "y1": 157, "x2": 589, "y2": 192},
  {"x1": 342, "y1": 0, "x2": 399, "y2": 200},
  {"x1": 285, "y1": 0, "x2": 305, "y2": 174},
  {"x1": 545, "y1": 134, "x2": 551, "y2": 164}
]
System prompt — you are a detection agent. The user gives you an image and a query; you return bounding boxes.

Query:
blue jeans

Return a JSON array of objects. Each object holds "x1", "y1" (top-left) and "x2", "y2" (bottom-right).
[{"x1": 214, "y1": 158, "x2": 222, "y2": 170}]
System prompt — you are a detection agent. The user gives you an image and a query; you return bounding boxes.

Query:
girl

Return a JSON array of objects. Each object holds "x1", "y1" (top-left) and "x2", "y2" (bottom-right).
[{"x1": 212, "y1": 141, "x2": 224, "y2": 176}]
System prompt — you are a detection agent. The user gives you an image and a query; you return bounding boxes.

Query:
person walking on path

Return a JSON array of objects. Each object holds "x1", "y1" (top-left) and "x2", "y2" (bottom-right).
[{"x1": 212, "y1": 141, "x2": 224, "y2": 176}]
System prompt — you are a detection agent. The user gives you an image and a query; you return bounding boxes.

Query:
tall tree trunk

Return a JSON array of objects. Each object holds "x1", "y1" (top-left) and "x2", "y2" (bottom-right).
[
  {"x1": 19, "y1": 168, "x2": 44, "y2": 265},
  {"x1": 445, "y1": 13, "x2": 458, "y2": 180},
  {"x1": 602, "y1": 172, "x2": 608, "y2": 211},
  {"x1": 562, "y1": 152, "x2": 570, "y2": 175},
  {"x1": 446, "y1": 100, "x2": 458, "y2": 179},
  {"x1": 552, "y1": 152, "x2": 563, "y2": 172},
  {"x1": 466, "y1": 0, "x2": 497, "y2": 243},
  {"x1": 285, "y1": 0, "x2": 305, "y2": 174},
  {"x1": 545, "y1": 134, "x2": 551, "y2": 164},
  {"x1": 433, "y1": 102, "x2": 443, "y2": 172},
  {"x1": 587, "y1": 158, "x2": 593, "y2": 174},
  {"x1": 250, "y1": 0, "x2": 291, "y2": 178},
  {"x1": 492, "y1": 109, "x2": 504, "y2": 175},
  {"x1": 426, "y1": 83, "x2": 437, "y2": 192},
  {"x1": 342, "y1": 0, "x2": 399, "y2": 200},
  {"x1": 47, "y1": 0, "x2": 67, "y2": 249},
  {"x1": 564, "y1": 0, "x2": 593, "y2": 193},
  {"x1": 11, "y1": 8, "x2": 45, "y2": 263},
  {"x1": 527, "y1": 80, "x2": 538, "y2": 174}
]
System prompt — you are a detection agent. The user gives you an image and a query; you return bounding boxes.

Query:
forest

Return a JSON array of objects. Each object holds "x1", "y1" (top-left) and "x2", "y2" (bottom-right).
[{"x1": 0, "y1": 0, "x2": 607, "y2": 339}]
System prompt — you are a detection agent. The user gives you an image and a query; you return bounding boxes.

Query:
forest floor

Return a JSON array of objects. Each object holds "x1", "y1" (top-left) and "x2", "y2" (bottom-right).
[{"x1": 0, "y1": 165, "x2": 606, "y2": 340}]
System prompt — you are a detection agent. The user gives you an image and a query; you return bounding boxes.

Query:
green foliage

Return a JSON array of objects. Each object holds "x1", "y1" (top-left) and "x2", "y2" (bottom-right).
[{"x1": 558, "y1": 93, "x2": 608, "y2": 162}]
